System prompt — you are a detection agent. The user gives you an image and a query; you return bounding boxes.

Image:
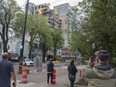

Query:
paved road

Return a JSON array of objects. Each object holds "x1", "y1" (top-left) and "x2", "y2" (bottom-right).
[
  {"x1": 16, "y1": 67, "x2": 67, "y2": 84},
  {"x1": 14, "y1": 63, "x2": 87, "y2": 87}
]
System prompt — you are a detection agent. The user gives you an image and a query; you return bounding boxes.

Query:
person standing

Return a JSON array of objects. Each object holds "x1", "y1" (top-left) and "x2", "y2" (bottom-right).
[
  {"x1": 0, "y1": 52, "x2": 16, "y2": 87},
  {"x1": 47, "y1": 59, "x2": 54, "y2": 84},
  {"x1": 87, "y1": 56, "x2": 95, "y2": 68},
  {"x1": 84, "y1": 50, "x2": 116, "y2": 87},
  {"x1": 68, "y1": 60, "x2": 78, "y2": 87}
]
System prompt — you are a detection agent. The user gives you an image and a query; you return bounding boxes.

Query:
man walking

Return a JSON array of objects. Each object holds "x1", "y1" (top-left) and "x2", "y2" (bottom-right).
[
  {"x1": 0, "y1": 52, "x2": 16, "y2": 87},
  {"x1": 47, "y1": 59, "x2": 54, "y2": 84},
  {"x1": 84, "y1": 50, "x2": 116, "y2": 87}
]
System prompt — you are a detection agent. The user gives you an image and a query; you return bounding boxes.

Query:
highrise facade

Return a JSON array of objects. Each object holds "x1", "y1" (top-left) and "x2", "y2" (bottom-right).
[
  {"x1": 27, "y1": 2, "x2": 36, "y2": 14},
  {"x1": 28, "y1": 3, "x2": 58, "y2": 28},
  {"x1": 48, "y1": 13, "x2": 62, "y2": 29},
  {"x1": 27, "y1": 3, "x2": 71, "y2": 30},
  {"x1": 52, "y1": 3, "x2": 74, "y2": 58},
  {"x1": 53, "y1": 3, "x2": 70, "y2": 18},
  {"x1": 53, "y1": 3, "x2": 70, "y2": 48}
]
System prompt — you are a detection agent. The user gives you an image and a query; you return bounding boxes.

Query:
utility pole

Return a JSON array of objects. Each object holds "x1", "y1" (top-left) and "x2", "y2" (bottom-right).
[{"x1": 18, "y1": 0, "x2": 29, "y2": 73}]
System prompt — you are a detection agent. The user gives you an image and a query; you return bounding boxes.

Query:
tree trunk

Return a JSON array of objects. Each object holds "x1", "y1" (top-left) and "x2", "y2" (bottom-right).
[
  {"x1": 29, "y1": 40, "x2": 33, "y2": 59},
  {"x1": 3, "y1": 42, "x2": 8, "y2": 52},
  {"x1": 29, "y1": 30, "x2": 34, "y2": 60},
  {"x1": 1, "y1": 26, "x2": 8, "y2": 52},
  {"x1": 42, "y1": 51, "x2": 46, "y2": 63},
  {"x1": 2, "y1": 34, "x2": 8, "y2": 52},
  {"x1": 42, "y1": 44, "x2": 47, "y2": 63},
  {"x1": 53, "y1": 43, "x2": 57, "y2": 60},
  {"x1": 54, "y1": 49, "x2": 57, "y2": 60}
]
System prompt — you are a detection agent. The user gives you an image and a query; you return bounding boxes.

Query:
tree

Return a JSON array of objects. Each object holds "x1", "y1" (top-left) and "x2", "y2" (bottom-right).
[
  {"x1": 14, "y1": 13, "x2": 51, "y2": 61},
  {"x1": 27, "y1": 14, "x2": 50, "y2": 60},
  {"x1": 28, "y1": 14, "x2": 53, "y2": 62},
  {"x1": 0, "y1": 0, "x2": 20, "y2": 52},
  {"x1": 38, "y1": 28, "x2": 53, "y2": 62},
  {"x1": 79, "y1": 0, "x2": 116, "y2": 54},
  {"x1": 13, "y1": 13, "x2": 25, "y2": 38},
  {"x1": 70, "y1": 0, "x2": 116, "y2": 63},
  {"x1": 51, "y1": 29, "x2": 64, "y2": 60},
  {"x1": 66, "y1": 6, "x2": 89, "y2": 56}
]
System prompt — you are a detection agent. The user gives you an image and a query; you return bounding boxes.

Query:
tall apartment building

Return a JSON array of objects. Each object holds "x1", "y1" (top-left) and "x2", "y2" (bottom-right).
[
  {"x1": 53, "y1": 3, "x2": 70, "y2": 48},
  {"x1": 48, "y1": 13, "x2": 62, "y2": 29},
  {"x1": 53, "y1": 3, "x2": 75, "y2": 58},
  {"x1": 27, "y1": 2, "x2": 36, "y2": 14},
  {"x1": 53, "y1": 3, "x2": 70, "y2": 18},
  {"x1": 27, "y1": 3, "x2": 73, "y2": 58},
  {"x1": 28, "y1": 3, "x2": 51, "y2": 14},
  {"x1": 27, "y1": 3, "x2": 66, "y2": 29},
  {"x1": 28, "y1": 3, "x2": 58, "y2": 28}
]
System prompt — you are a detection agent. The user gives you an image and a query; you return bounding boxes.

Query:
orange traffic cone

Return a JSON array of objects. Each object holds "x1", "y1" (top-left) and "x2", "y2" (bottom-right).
[
  {"x1": 80, "y1": 70, "x2": 83, "y2": 78},
  {"x1": 21, "y1": 70, "x2": 28, "y2": 83},
  {"x1": 51, "y1": 69, "x2": 56, "y2": 84}
]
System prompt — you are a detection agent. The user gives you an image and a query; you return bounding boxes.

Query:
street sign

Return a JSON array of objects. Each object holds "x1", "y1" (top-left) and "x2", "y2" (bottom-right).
[{"x1": 92, "y1": 43, "x2": 96, "y2": 49}]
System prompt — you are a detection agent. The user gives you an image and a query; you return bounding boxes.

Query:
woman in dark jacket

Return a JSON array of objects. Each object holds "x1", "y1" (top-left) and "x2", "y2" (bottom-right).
[{"x1": 68, "y1": 60, "x2": 78, "y2": 87}]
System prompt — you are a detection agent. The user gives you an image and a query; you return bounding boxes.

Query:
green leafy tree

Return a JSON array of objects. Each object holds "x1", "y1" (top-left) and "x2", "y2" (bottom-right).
[
  {"x1": 51, "y1": 29, "x2": 64, "y2": 60},
  {"x1": 67, "y1": 6, "x2": 89, "y2": 56},
  {"x1": 70, "y1": 0, "x2": 116, "y2": 64},
  {"x1": 0, "y1": 0, "x2": 20, "y2": 52},
  {"x1": 80, "y1": 0, "x2": 116, "y2": 54},
  {"x1": 14, "y1": 13, "x2": 51, "y2": 62},
  {"x1": 38, "y1": 28, "x2": 53, "y2": 62},
  {"x1": 13, "y1": 13, "x2": 25, "y2": 38},
  {"x1": 27, "y1": 14, "x2": 50, "y2": 60}
]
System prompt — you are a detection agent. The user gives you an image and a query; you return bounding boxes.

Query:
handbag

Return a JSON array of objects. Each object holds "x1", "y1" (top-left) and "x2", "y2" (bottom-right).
[{"x1": 69, "y1": 74, "x2": 76, "y2": 79}]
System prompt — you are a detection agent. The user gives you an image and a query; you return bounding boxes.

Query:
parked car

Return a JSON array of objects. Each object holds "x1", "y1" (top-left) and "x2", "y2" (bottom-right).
[
  {"x1": 22, "y1": 59, "x2": 34, "y2": 66},
  {"x1": 8, "y1": 53, "x2": 19, "y2": 62}
]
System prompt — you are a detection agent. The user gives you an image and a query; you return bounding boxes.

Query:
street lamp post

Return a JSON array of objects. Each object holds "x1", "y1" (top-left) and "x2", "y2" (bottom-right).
[{"x1": 18, "y1": 0, "x2": 29, "y2": 73}]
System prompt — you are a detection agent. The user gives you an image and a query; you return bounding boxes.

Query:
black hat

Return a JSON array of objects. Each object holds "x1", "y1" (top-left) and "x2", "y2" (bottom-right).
[{"x1": 97, "y1": 50, "x2": 110, "y2": 62}]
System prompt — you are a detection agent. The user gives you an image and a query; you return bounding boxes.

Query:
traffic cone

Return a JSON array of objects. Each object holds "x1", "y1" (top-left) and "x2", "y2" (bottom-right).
[
  {"x1": 51, "y1": 69, "x2": 56, "y2": 84},
  {"x1": 20, "y1": 70, "x2": 28, "y2": 83}
]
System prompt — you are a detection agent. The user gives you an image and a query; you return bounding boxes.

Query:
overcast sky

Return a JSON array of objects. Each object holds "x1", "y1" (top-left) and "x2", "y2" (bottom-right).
[{"x1": 16, "y1": 0, "x2": 83, "y2": 9}]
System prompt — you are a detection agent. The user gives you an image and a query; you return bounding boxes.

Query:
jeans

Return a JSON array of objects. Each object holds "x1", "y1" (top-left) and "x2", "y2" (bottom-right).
[
  {"x1": 47, "y1": 73, "x2": 53, "y2": 84},
  {"x1": 69, "y1": 74, "x2": 76, "y2": 87}
]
